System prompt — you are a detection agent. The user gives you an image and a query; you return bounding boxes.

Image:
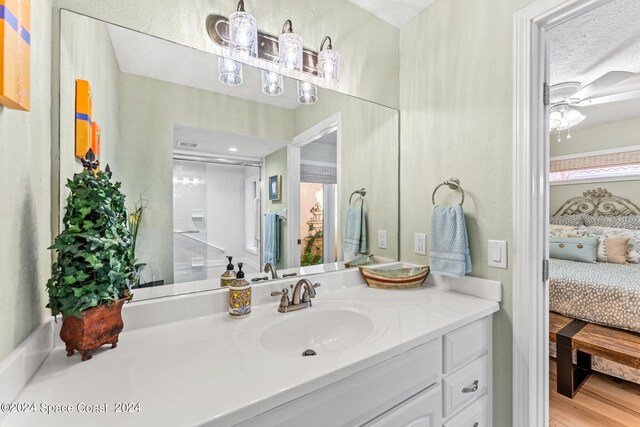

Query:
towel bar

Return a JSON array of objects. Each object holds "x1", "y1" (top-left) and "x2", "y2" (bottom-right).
[{"x1": 432, "y1": 178, "x2": 465, "y2": 206}]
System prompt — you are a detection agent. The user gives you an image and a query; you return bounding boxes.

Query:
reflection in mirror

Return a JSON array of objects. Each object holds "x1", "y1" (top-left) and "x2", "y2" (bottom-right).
[{"x1": 58, "y1": 10, "x2": 399, "y2": 298}]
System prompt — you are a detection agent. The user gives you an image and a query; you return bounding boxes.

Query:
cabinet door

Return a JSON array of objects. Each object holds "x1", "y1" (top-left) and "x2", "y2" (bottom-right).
[{"x1": 365, "y1": 385, "x2": 442, "y2": 427}]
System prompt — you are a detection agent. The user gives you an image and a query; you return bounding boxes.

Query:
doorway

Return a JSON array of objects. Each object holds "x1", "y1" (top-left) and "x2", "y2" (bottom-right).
[
  {"x1": 513, "y1": 0, "x2": 638, "y2": 425},
  {"x1": 287, "y1": 113, "x2": 342, "y2": 268}
]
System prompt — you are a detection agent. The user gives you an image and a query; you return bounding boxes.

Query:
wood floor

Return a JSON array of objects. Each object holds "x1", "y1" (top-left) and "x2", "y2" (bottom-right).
[{"x1": 550, "y1": 358, "x2": 640, "y2": 426}]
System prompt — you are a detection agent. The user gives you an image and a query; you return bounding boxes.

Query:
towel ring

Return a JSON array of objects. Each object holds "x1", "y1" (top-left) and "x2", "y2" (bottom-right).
[
  {"x1": 349, "y1": 188, "x2": 366, "y2": 206},
  {"x1": 432, "y1": 178, "x2": 465, "y2": 206}
]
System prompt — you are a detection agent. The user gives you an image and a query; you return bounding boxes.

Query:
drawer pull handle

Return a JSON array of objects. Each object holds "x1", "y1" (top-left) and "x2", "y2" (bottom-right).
[{"x1": 462, "y1": 380, "x2": 479, "y2": 393}]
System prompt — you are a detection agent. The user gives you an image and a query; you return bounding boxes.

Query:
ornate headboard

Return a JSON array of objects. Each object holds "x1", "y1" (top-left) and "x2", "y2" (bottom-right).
[{"x1": 553, "y1": 188, "x2": 640, "y2": 217}]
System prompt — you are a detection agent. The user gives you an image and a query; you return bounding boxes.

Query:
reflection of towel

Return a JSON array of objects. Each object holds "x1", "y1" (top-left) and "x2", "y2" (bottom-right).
[
  {"x1": 264, "y1": 213, "x2": 280, "y2": 264},
  {"x1": 430, "y1": 204, "x2": 472, "y2": 278},
  {"x1": 343, "y1": 207, "x2": 367, "y2": 256}
]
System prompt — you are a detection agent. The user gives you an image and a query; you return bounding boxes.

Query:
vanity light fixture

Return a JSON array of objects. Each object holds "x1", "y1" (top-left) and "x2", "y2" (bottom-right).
[
  {"x1": 261, "y1": 70, "x2": 284, "y2": 96},
  {"x1": 278, "y1": 20, "x2": 303, "y2": 72},
  {"x1": 297, "y1": 81, "x2": 318, "y2": 105},
  {"x1": 207, "y1": 14, "x2": 337, "y2": 104},
  {"x1": 218, "y1": 56, "x2": 243, "y2": 86},
  {"x1": 318, "y1": 36, "x2": 340, "y2": 84},
  {"x1": 228, "y1": 0, "x2": 258, "y2": 58}
]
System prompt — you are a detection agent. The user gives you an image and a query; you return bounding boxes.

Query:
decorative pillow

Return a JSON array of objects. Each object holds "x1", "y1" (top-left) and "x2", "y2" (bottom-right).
[
  {"x1": 596, "y1": 236, "x2": 629, "y2": 264},
  {"x1": 584, "y1": 226, "x2": 640, "y2": 263},
  {"x1": 549, "y1": 224, "x2": 577, "y2": 238},
  {"x1": 550, "y1": 214, "x2": 586, "y2": 227},
  {"x1": 549, "y1": 237, "x2": 598, "y2": 263},
  {"x1": 584, "y1": 215, "x2": 640, "y2": 230}
]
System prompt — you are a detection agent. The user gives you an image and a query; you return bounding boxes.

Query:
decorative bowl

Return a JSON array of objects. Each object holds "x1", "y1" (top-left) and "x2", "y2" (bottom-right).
[
  {"x1": 345, "y1": 254, "x2": 378, "y2": 269},
  {"x1": 358, "y1": 266, "x2": 430, "y2": 290}
]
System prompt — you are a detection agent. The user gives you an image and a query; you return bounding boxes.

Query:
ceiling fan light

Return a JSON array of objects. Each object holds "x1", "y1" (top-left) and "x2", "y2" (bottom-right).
[
  {"x1": 564, "y1": 108, "x2": 585, "y2": 126},
  {"x1": 549, "y1": 104, "x2": 585, "y2": 131}
]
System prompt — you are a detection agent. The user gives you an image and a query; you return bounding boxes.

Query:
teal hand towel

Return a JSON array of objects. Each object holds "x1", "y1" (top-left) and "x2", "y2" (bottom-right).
[
  {"x1": 344, "y1": 207, "x2": 367, "y2": 255},
  {"x1": 264, "y1": 212, "x2": 280, "y2": 265},
  {"x1": 429, "y1": 204, "x2": 472, "y2": 278}
]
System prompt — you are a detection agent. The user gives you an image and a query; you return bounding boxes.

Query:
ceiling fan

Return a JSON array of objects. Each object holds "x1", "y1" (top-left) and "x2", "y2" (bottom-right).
[{"x1": 549, "y1": 71, "x2": 640, "y2": 132}]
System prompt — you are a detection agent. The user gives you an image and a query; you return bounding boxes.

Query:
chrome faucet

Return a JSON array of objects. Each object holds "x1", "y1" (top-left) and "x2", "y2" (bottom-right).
[
  {"x1": 264, "y1": 262, "x2": 278, "y2": 279},
  {"x1": 271, "y1": 279, "x2": 321, "y2": 313}
]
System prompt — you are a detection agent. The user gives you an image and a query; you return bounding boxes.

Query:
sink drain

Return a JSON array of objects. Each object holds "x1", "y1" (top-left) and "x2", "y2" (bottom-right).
[{"x1": 302, "y1": 349, "x2": 317, "y2": 357}]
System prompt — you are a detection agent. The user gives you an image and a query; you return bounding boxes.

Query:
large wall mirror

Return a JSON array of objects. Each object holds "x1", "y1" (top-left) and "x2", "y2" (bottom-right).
[{"x1": 58, "y1": 10, "x2": 399, "y2": 299}]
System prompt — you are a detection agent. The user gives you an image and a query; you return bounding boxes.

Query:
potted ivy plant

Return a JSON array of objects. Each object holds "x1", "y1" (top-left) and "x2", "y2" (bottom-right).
[{"x1": 46, "y1": 151, "x2": 135, "y2": 361}]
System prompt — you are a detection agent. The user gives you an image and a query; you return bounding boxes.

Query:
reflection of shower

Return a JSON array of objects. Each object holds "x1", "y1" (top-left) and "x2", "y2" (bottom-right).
[{"x1": 172, "y1": 159, "x2": 261, "y2": 284}]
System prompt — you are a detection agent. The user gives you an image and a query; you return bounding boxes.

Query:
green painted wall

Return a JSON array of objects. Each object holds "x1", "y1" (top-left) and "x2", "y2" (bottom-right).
[
  {"x1": 0, "y1": 0, "x2": 53, "y2": 361},
  {"x1": 399, "y1": 0, "x2": 535, "y2": 425},
  {"x1": 551, "y1": 117, "x2": 640, "y2": 157}
]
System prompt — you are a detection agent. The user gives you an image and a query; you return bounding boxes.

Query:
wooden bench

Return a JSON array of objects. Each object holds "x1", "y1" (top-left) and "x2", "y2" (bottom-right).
[{"x1": 549, "y1": 312, "x2": 640, "y2": 398}]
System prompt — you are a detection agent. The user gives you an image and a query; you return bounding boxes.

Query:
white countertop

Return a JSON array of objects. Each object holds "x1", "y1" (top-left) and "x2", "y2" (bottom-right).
[{"x1": 1, "y1": 270, "x2": 498, "y2": 427}]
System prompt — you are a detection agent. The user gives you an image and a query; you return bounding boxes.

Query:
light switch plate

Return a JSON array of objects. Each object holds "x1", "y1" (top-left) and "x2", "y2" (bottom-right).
[
  {"x1": 488, "y1": 240, "x2": 507, "y2": 269},
  {"x1": 414, "y1": 233, "x2": 427, "y2": 256},
  {"x1": 377, "y1": 230, "x2": 387, "y2": 249}
]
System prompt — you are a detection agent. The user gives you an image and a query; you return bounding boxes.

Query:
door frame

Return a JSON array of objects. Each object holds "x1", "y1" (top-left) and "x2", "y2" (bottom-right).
[
  {"x1": 513, "y1": 0, "x2": 613, "y2": 425},
  {"x1": 287, "y1": 113, "x2": 342, "y2": 267}
]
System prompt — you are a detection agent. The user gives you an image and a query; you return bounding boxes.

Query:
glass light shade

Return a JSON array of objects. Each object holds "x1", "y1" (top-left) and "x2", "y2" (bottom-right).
[
  {"x1": 549, "y1": 104, "x2": 585, "y2": 131},
  {"x1": 318, "y1": 48, "x2": 340, "y2": 83},
  {"x1": 261, "y1": 70, "x2": 284, "y2": 96},
  {"x1": 278, "y1": 32, "x2": 303, "y2": 71},
  {"x1": 297, "y1": 81, "x2": 318, "y2": 105},
  {"x1": 229, "y1": 11, "x2": 258, "y2": 58},
  {"x1": 218, "y1": 57, "x2": 243, "y2": 86}
]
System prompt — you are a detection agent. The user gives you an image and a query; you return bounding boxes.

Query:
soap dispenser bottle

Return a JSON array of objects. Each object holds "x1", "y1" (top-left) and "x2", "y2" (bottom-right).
[
  {"x1": 229, "y1": 262, "x2": 251, "y2": 319},
  {"x1": 220, "y1": 256, "x2": 236, "y2": 287}
]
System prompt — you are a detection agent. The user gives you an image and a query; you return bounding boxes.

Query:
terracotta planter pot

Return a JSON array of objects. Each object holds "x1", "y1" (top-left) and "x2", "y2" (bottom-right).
[{"x1": 60, "y1": 297, "x2": 128, "y2": 361}]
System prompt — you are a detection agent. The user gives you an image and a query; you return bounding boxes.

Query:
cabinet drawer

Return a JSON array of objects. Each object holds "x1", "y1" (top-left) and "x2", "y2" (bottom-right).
[
  {"x1": 443, "y1": 395, "x2": 487, "y2": 427},
  {"x1": 240, "y1": 339, "x2": 442, "y2": 427},
  {"x1": 365, "y1": 384, "x2": 442, "y2": 427},
  {"x1": 442, "y1": 355, "x2": 487, "y2": 417},
  {"x1": 443, "y1": 318, "x2": 488, "y2": 373}
]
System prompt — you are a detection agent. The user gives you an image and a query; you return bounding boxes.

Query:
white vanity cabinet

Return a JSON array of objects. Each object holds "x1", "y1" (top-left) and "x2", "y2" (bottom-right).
[
  {"x1": 441, "y1": 317, "x2": 491, "y2": 427},
  {"x1": 236, "y1": 316, "x2": 492, "y2": 427},
  {"x1": 365, "y1": 385, "x2": 442, "y2": 427}
]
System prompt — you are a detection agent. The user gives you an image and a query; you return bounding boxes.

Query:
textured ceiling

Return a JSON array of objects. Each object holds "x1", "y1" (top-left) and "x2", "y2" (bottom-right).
[
  {"x1": 548, "y1": 0, "x2": 640, "y2": 130},
  {"x1": 346, "y1": 0, "x2": 437, "y2": 27}
]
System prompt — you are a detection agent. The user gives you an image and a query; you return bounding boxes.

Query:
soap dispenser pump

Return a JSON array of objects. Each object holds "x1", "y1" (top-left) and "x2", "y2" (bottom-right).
[
  {"x1": 229, "y1": 262, "x2": 251, "y2": 319},
  {"x1": 220, "y1": 256, "x2": 236, "y2": 287}
]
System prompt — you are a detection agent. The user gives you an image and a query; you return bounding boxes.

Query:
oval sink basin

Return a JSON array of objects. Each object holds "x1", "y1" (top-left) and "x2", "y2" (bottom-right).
[{"x1": 259, "y1": 308, "x2": 375, "y2": 357}]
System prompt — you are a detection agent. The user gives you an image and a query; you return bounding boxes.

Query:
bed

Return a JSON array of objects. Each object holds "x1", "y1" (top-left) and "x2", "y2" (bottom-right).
[
  {"x1": 549, "y1": 188, "x2": 640, "y2": 388},
  {"x1": 549, "y1": 259, "x2": 640, "y2": 333}
]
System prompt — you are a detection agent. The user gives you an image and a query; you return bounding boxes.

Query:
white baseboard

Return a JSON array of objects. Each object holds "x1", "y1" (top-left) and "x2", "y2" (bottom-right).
[{"x1": 0, "y1": 319, "x2": 54, "y2": 405}]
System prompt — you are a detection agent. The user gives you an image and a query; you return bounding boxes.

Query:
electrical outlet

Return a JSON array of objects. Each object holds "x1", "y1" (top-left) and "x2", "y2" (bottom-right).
[
  {"x1": 377, "y1": 230, "x2": 387, "y2": 249},
  {"x1": 414, "y1": 233, "x2": 427, "y2": 256}
]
